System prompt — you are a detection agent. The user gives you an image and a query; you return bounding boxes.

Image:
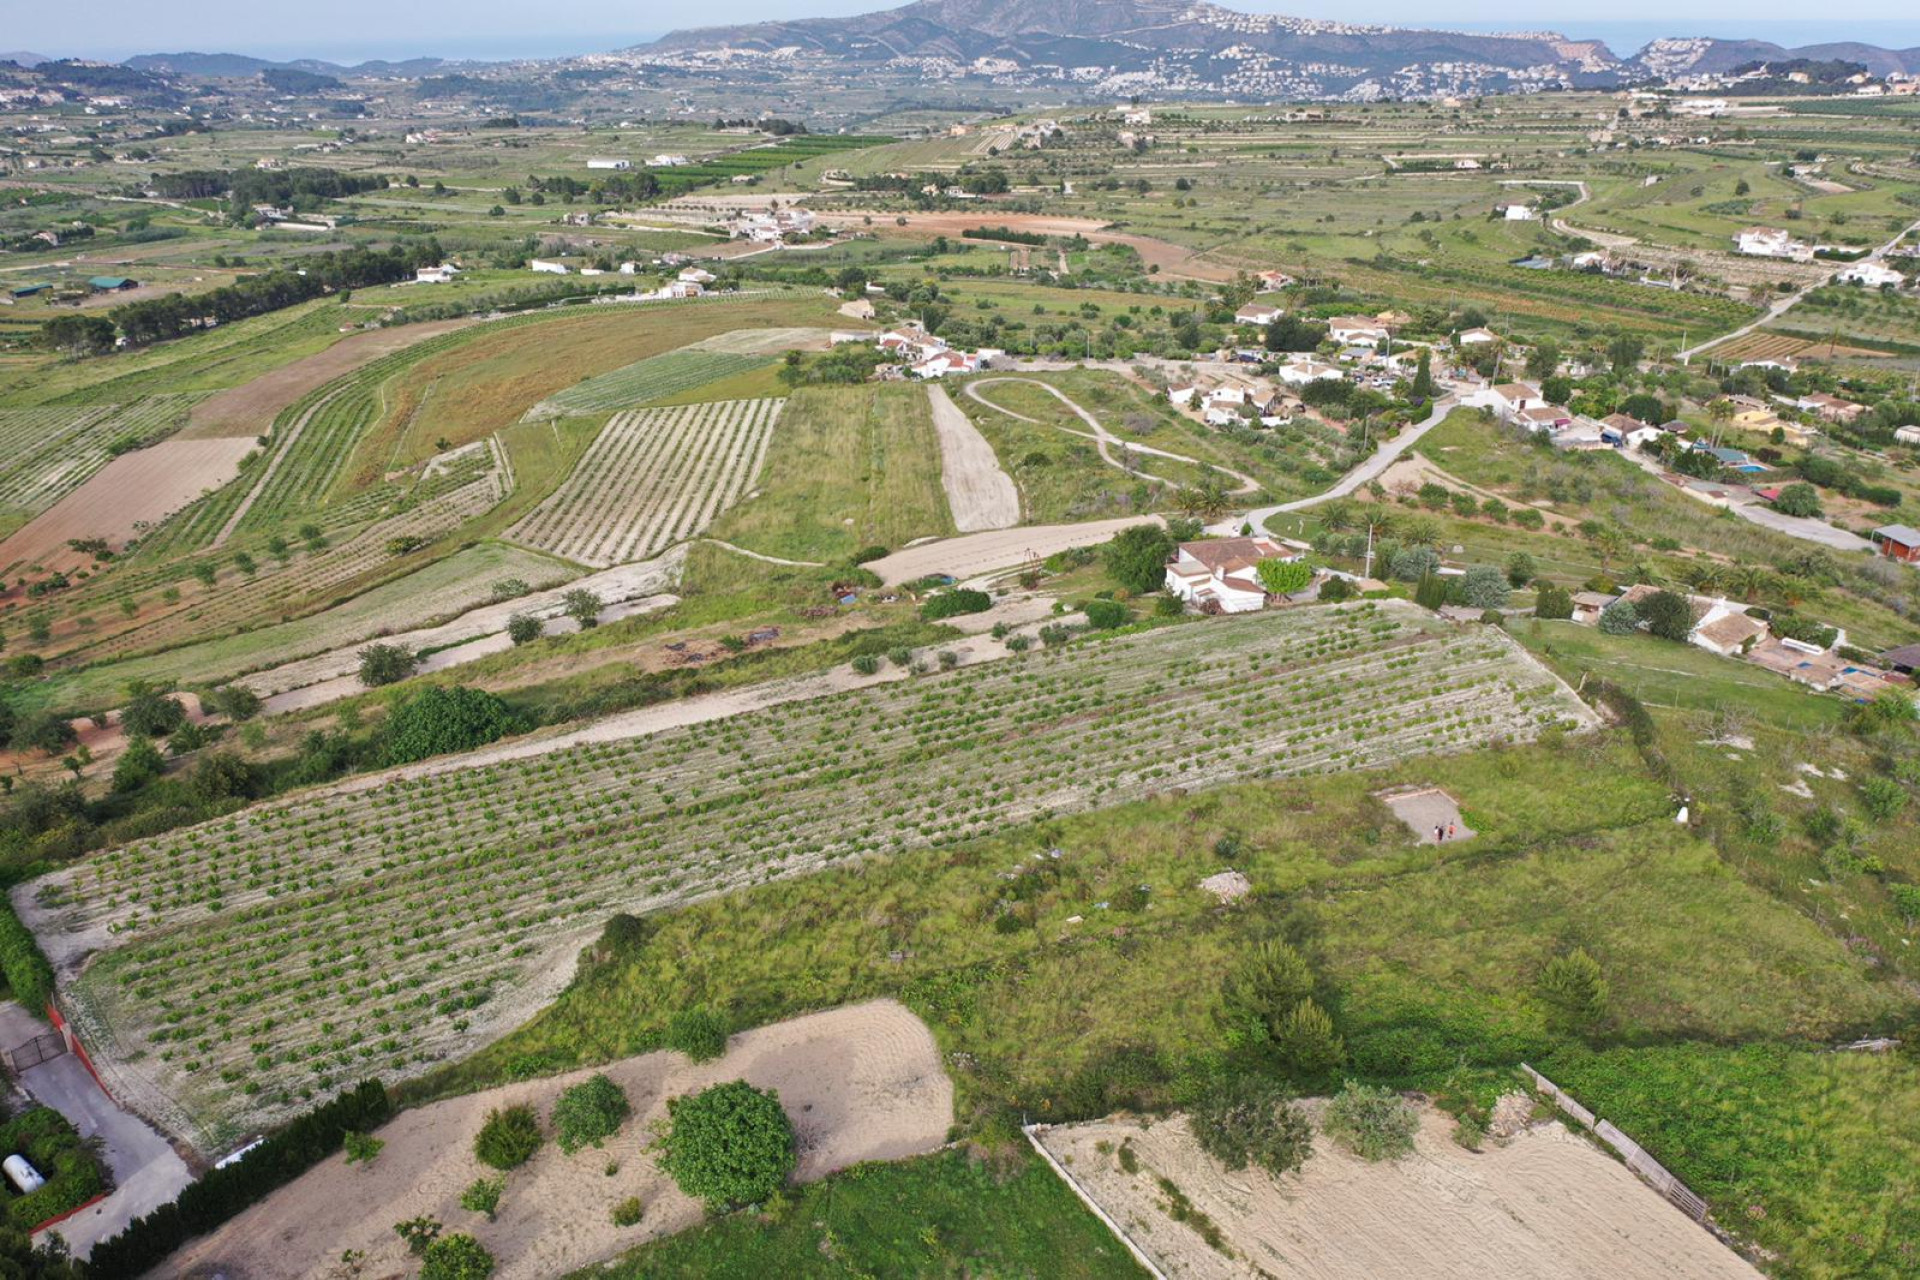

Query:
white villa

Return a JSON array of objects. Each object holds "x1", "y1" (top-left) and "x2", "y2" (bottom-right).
[{"x1": 1164, "y1": 537, "x2": 1300, "y2": 613}]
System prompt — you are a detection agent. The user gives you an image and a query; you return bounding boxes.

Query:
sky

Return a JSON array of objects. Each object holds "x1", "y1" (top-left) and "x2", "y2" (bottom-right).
[{"x1": 7, "y1": 0, "x2": 1919, "y2": 64}]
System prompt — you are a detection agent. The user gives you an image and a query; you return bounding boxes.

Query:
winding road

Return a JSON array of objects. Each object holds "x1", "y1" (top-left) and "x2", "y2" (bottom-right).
[{"x1": 1238, "y1": 395, "x2": 1458, "y2": 535}]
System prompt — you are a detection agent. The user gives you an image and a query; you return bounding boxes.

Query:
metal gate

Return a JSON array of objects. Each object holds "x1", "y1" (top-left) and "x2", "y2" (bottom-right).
[{"x1": 1, "y1": 1031, "x2": 66, "y2": 1074}]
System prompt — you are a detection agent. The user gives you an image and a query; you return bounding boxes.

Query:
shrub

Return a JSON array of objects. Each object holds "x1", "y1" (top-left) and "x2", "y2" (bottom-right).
[
  {"x1": 1862, "y1": 776, "x2": 1908, "y2": 823},
  {"x1": 459, "y1": 1176, "x2": 503, "y2": 1220},
  {"x1": 921, "y1": 588, "x2": 992, "y2": 620},
  {"x1": 1189, "y1": 1074, "x2": 1313, "y2": 1178},
  {"x1": 112, "y1": 736, "x2": 166, "y2": 792},
  {"x1": 208, "y1": 684, "x2": 262, "y2": 721},
  {"x1": 1505, "y1": 552, "x2": 1537, "y2": 587},
  {"x1": 382, "y1": 686, "x2": 526, "y2": 765},
  {"x1": 1274, "y1": 998, "x2": 1346, "y2": 1076},
  {"x1": 562, "y1": 588, "x2": 603, "y2": 628},
  {"x1": 342, "y1": 1131, "x2": 384, "y2": 1165},
  {"x1": 849, "y1": 544, "x2": 889, "y2": 564},
  {"x1": 1084, "y1": 599, "x2": 1129, "y2": 630},
  {"x1": 1773, "y1": 482, "x2": 1823, "y2": 519},
  {"x1": 1321, "y1": 1082, "x2": 1419, "y2": 1161},
  {"x1": 1102, "y1": 524, "x2": 1175, "y2": 594},
  {"x1": 611, "y1": 1196, "x2": 645, "y2": 1227},
  {"x1": 1511, "y1": 508, "x2": 1545, "y2": 531},
  {"x1": 506, "y1": 613, "x2": 543, "y2": 646},
  {"x1": 1637, "y1": 589, "x2": 1693, "y2": 643},
  {"x1": 1534, "y1": 583, "x2": 1574, "y2": 620},
  {"x1": 421, "y1": 1232, "x2": 494, "y2": 1280},
  {"x1": 1318, "y1": 577, "x2": 1354, "y2": 602},
  {"x1": 474, "y1": 1105, "x2": 542, "y2": 1170},
  {"x1": 1413, "y1": 571, "x2": 1448, "y2": 611},
  {"x1": 1004, "y1": 634, "x2": 1031, "y2": 652},
  {"x1": 395, "y1": 1216, "x2": 442, "y2": 1255},
  {"x1": 1459, "y1": 565, "x2": 1510, "y2": 610},
  {"x1": 1538, "y1": 947, "x2": 1609, "y2": 1032},
  {"x1": 553, "y1": 1075, "x2": 630, "y2": 1154},
  {"x1": 1388, "y1": 547, "x2": 1439, "y2": 582},
  {"x1": 357, "y1": 642, "x2": 417, "y2": 687},
  {"x1": 851, "y1": 653, "x2": 881, "y2": 676},
  {"x1": 122, "y1": 688, "x2": 187, "y2": 739},
  {"x1": 1218, "y1": 940, "x2": 1314, "y2": 1049},
  {"x1": 657, "y1": 1080, "x2": 796, "y2": 1211},
  {"x1": 1597, "y1": 598, "x2": 1639, "y2": 635},
  {"x1": 665, "y1": 1007, "x2": 729, "y2": 1062},
  {"x1": 1257, "y1": 559, "x2": 1313, "y2": 596}
]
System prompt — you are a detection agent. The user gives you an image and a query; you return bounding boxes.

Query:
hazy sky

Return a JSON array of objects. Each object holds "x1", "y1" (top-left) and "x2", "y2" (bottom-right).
[{"x1": 8, "y1": 0, "x2": 1920, "y2": 63}]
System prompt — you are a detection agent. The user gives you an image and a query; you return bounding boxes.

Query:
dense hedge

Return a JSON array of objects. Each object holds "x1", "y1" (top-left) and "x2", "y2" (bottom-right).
[
  {"x1": 0, "y1": 1106, "x2": 107, "y2": 1230},
  {"x1": 0, "y1": 902, "x2": 55, "y2": 1015},
  {"x1": 87, "y1": 1080, "x2": 389, "y2": 1278}
]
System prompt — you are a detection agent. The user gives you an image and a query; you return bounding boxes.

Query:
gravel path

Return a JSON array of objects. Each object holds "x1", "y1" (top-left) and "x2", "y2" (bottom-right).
[
  {"x1": 866, "y1": 516, "x2": 1166, "y2": 587},
  {"x1": 926, "y1": 384, "x2": 1020, "y2": 530}
]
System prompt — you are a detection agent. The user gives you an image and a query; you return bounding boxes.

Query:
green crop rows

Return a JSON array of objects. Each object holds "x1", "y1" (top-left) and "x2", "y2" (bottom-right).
[
  {"x1": 37, "y1": 601, "x2": 1590, "y2": 1149},
  {"x1": 525, "y1": 349, "x2": 772, "y2": 420},
  {"x1": 0, "y1": 395, "x2": 204, "y2": 517}
]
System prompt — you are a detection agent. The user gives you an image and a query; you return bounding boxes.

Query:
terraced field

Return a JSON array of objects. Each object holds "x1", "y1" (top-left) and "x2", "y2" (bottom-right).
[
  {"x1": 23, "y1": 602, "x2": 1594, "y2": 1150},
  {"x1": 0, "y1": 395, "x2": 205, "y2": 519},
  {"x1": 522, "y1": 349, "x2": 772, "y2": 420},
  {"x1": 508, "y1": 398, "x2": 783, "y2": 566}
]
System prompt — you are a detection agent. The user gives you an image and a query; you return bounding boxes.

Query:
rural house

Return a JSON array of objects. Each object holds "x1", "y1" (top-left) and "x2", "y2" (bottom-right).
[
  {"x1": 1164, "y1": 537, "x2": 1300, "y2": 613},
  {"x1": 1599, "y1": 413, "x2": 1661, "y2": 449},
  {"x1": 1486, "y1": 381, "x2": 1541, "y2": 418},
  {"x1": 1873, "y1": 524, "x2": 1920, "y2": 564},
  {"x1": 1235, "y1": 302, "x2": 1283, "y2": 326},
  {"x1": 1277, "y1": 357, "x2": 1343, "y2": 388},
  {"x1": 1328, "y1": 317, "x2": 1390, "y2": 344},
  {"x1": 1789, "y1": 393, "x2": 1865, "y2": 425}
]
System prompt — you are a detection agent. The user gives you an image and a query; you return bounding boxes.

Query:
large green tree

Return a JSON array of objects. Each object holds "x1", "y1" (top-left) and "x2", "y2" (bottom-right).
[
  {"x1": 1102, "y1": 524, "x2": 1176, "y2": 594},
  {"x1": 657, "y1": 1080, "x2": 796, "y2": 1211}
]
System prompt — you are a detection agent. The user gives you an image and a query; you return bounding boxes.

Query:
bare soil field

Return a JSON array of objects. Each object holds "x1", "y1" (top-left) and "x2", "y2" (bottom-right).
[
  {"x1": 1036, "y1": 1108, "x2": 1759, "y2": 1280},
  {"x1": 178, "y1": 318, "x2": 476, "y2": 440},
  {"x1": 0, "y1": 437, "x2": 259, "y2": 576},
  {"x1": 925, "y1": 384, "x2": 1020, "y2": 531},
  {"x1": 691, "y1": 326, "x2": 838, "y2": 355},
  {"x1": 160, "y1": 1000, "x2": 952, "y2": 1280}
]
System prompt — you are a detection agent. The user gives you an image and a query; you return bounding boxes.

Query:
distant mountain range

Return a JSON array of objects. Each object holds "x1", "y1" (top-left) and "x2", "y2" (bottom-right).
[
  {"x1": 11, "y1": 1, "x2": 1920, "y2": 106},
  {"x1": 630, "y1": 0, "x2": 1920, "y2": 99},
  {"x1": 0, "y1": 51, "x2": 50, "y2": 67}
]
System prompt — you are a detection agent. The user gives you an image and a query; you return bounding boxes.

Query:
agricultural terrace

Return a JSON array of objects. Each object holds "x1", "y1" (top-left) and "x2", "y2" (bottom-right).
[
  {"x1": 0, "y1": 395, "x2": 205, "y2": 527},
  {"x1": 507, "y1": 399, "x2": 784, "y2": 568},
  {"x1": 25, "y1": 602, "x2": 1593, "y2": 1150},
  {"x1": 522, "y1": 349, "x2": 774, "y2": 420}
]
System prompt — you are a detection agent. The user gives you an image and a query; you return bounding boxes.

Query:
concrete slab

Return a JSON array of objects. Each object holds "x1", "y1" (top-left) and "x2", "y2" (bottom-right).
[{"x1": 1381, "y1": 787, "x2": 1476, "y2": 845}]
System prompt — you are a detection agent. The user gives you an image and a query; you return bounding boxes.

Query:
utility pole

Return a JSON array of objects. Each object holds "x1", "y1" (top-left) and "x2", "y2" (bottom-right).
[{"x1": 1363, "y1": 519, "x2": 1376, "y2": 582}]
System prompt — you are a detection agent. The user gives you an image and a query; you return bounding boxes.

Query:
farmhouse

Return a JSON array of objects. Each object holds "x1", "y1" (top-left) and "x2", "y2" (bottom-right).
[
  {"x1": 529, "y1": 259, "x2": 570, "y2": 275},
  {"x1": 1571, "y1": 591, "x2": 1617, "y2": 625},
  {"x1": 1895, "y1": 424, "x2": 1920, "y2": 446},
  {"x1": 1166, "y1": 384, "x2": 1199, "y2": 407},
  {"x1": 677, "y1": 267, "x2": 717, "y2": 285},
  {"x1": 1735, "y1": 227, "x2": 1813, "y2": 262},
  {"x1": 1838, "y1": 261, "x2": 1904, "y2": 289},
  {"x1": 414, "y1": 263, "x2": 460, "y2": 284},
  {"x1": 1691, "y1": 606, "x2": 1768, "y2": 657},
  {"x1": 586, "y1": 157, "x2": 630, "y2": 170},
  {"x1": 1515, "y1": 404, "x2": 1573, "y2": 434},
  {"x1": 1235, "y1": 302, "x2": 1283, "y2": 326},
  {"x1": 1486, "y1": 381, "x2": 1541, "y2": 418},
  {"x1": 1455, "y1": 327, "x2": 1498, "y2": 345},
  {"x1": 650, "y1": 154, "x2": 692, "y2": 167},
  {"x1": 1255, "y1": 270, "x2": 1293, "y2": 291},
  {"x1": 1495, "y1": 200, "x2": 1537, "y2": 221},
  {"x1": 1164, "y1": 537, "x2": 1299, "y2": 613},
  {"x1": 1872, "y1": 524, "x2": 1920, "y2": 564},
  {"x1": 911, "y1": 350, "x2": 980, "y2": 379},
  {"x1": 1738, "y1": 356, "x2": 1799, "y2": 374}
]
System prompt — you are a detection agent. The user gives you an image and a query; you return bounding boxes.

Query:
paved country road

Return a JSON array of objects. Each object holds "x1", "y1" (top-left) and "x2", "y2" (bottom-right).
[{"x1": 1236, "y1": 395, "x2": 1458, "y2": 535}]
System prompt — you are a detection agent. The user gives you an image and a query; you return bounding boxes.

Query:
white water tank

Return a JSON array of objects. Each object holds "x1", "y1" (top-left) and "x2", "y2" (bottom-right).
[{"x1": 3, "y1": 1155, "x2": 45, "y2": 1194}]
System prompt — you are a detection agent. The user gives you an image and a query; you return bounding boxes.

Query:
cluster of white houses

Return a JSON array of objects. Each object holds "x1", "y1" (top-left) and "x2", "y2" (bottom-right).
[
  {"x1": 730, "y1": 207, "x2": 815, "y2": 244},
  {"x1": 869, "y1": 330, "x2": 1003, "y2": 379}
]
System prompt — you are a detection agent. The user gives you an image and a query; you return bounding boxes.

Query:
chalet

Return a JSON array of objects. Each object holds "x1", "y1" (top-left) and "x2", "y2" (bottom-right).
[
  {"x1": 1496, "y1": 200, "x2": 1536, "y2": 221},
  {"x1": 1328, "y1": 317, "x2": 1390, "y2": 344},
  {"x1": 1276, "y1": 357, "x2": 1342, "y2": 388},
  {"x1": 1255, "y1": 270, "x2": 1292, "y2": 292},
  {"x1": 1790, "y1": 393, "x2": 1866, "y2": 424},
  {"x1": 528, "y1": 259, "x2": 570, "y2": 274},
  {"x1": 1164, "y1": 537, "x2": 1299, "y2": 614},
  {"x1": 1691, "y1": 606, "x2": 1768, "y2": 657},
  {"x1": 1515, "y1": 404, "x2": 1573, "y2": 434},
  {"x1": 1873, "y1": 524, "x2": 1920, "y2": 564},
  {"x1": 1599, "y1": 413, "x2": 1661, "y2": 449},
  {"x1": 586, "y1": 158, "x2": 631, "y2": 170},
  {"x1": 677, "y1": 267, "x2": 717, "y2": 285},
  {"x1": 1486, "y1": 382, "x2": 1541, "y2": 418},
  {"x1": 912, "y1": 350, "x2": 980, "y2": 379},
  {"x1": 1878, "y1": 642, "x2": 1920, "y2": 675},
  {"x1": 1235, "y1": 302, "x2": 1283, "y2": 326},
  {"x1": 649, "y1": 154, "x2": 691, "y2": 167},
  {"x1": 1167, "y1": 384, "x2": 1199, "y2": 408},
  {"x1": 1454, "y1": 327, "x2": 1498, "y2": 345},
  {"x1": 1571, "y1": 591, "x2": 1618, "y2": 625},
  {"x1": 1738, "y1": 356, "x2": 1799, "y2": 374},
  {"x1": 414, "y1": 263, "x2": 460, "y2": 284},
  {"x1": 1895, "y1": 424, "x2": 1920, "y2": 446}
]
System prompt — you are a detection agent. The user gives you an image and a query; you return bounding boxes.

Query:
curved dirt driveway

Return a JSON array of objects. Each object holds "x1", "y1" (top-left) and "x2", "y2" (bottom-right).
[
  {"x1": 965, "y1": 377, "x2": 1258, "y2": 495},
  {"x1": 926, "y1": 384, "x2": 1020, "y2": 530}
]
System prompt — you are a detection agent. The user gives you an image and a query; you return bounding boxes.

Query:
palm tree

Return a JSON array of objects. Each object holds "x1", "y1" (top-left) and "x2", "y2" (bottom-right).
[
  {"x1": 1318, "y1": 497, "x2": 1359, "y2": 531},
  {"x1": 1681, "y1": 561, "x2": 1726, "y2": 595},
  {"x1": 1727, "y1": 562, "x2": 1770, "y2": 604},
  {"x1": 1590, "y1": 525, "x2": 1631, "y2": 572}
]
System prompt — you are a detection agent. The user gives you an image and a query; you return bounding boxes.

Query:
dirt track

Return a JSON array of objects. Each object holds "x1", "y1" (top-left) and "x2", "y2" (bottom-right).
[
  {"x1": 867, "y1": 516, "x2": 1166, "y2": 587},
  {"x1": 160, "y1": 1000, "x2": 952, "y2": 1280},
  {"x1": 1037, "y1": 1108, "x2": 1759, "y2": 1280},
  {"x1": 925, "y1": 384, "x2": 1020, "y2": 530},
  {"x1": 180, "y1": 318, "x2": 477, "y2": 440}
]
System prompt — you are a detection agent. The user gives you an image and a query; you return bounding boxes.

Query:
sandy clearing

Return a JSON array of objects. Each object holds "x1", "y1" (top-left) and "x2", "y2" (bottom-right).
[
  {"x1": 159, "y1": 1000, "x2": 953, "y2": 1280},
  {"x1": 1036, "y1": 1109, "x2": 1758, "y2": 1280},
  {"x1": 866, "y1": 515, "x2": 1166, "y2": 587},
  {"x1": 690, "y1": 326, "x2": 838, "y2": 355},
  {"x1": 926, "y1": 384, "x2": 1020, "y2": 531},
  {"x1": 0, "y1": 437, "x2": 258, "y2": 577},
  {"x1": 178, "y1": 318, "x2": 476, "y2": 441}
]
